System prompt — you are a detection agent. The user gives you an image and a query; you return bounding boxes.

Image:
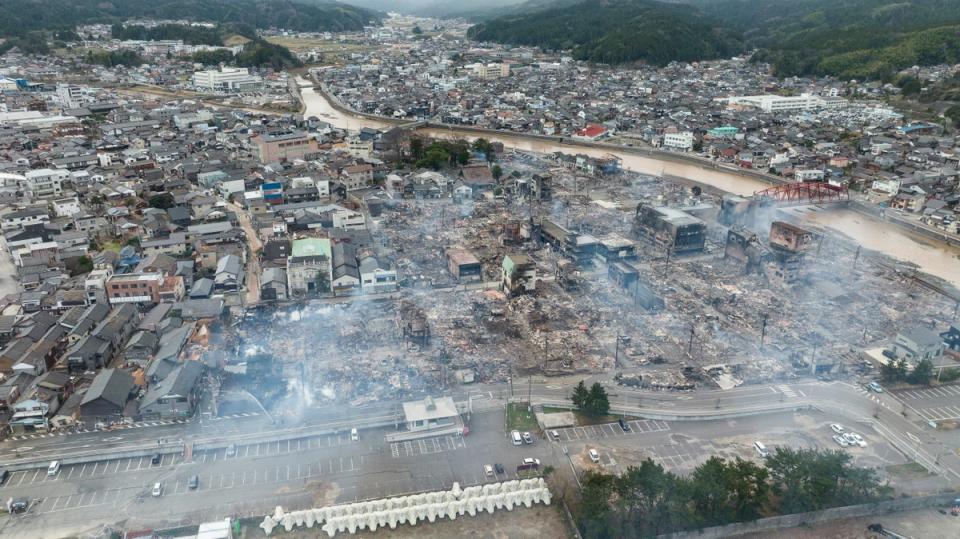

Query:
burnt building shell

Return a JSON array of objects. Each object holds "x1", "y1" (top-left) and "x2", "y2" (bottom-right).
[{"x1": 633, "y1": 206, "x2": 706, "y2": 254}]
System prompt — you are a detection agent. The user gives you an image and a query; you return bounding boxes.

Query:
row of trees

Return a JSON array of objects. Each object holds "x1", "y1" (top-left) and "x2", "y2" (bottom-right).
[
  {"x1": 881, "y1": 357, "x2": 935, "y2": 385},
  {"x1": 577, "y1": 448, "x2": 892, "y2": 538},
  {"x1": 407, "y1": 137, "x2": 501, "y2": 171},
  {"x1": 571, "y1": 381, "x2": 610, "y2": 416}
]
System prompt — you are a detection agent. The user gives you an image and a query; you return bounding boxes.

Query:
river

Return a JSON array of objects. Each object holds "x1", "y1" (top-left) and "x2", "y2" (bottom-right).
[{"x1": 298, "y1": 79, "x2": 960, "y2": 287}]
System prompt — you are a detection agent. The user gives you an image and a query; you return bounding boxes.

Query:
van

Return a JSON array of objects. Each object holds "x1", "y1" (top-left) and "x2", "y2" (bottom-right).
[
  {"x1": 589, "y1": 449, "x2": 600, "y2": 463},
  {"x1": 484, "y1": 464, "x2": 494, "y2": 477},
  {"x1": 511, "y1": 430, "x2": 522, "y2": 446},
  {"x1": 754, "y1": 441, "x2": 770, "y2": 458},
  {"x1": 47, "y1": 461, "x2": 60, "y2": 476},
  {"x1": 550, "y1": 430, "x2": 560, "y2": 441},
  {"x1": 350, "y1": 428, "x2": 359, "y2": 442}
]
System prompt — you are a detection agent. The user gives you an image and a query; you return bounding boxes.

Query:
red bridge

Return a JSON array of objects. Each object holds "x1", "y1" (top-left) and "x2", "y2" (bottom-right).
[{"x1": 754, "y1": 182, "x2": 849, "y2": 207}]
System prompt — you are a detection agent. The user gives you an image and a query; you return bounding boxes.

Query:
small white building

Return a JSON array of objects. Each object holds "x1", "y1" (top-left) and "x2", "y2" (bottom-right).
[
  {"x1": 401, "y1": 396, "x2": 461, "y2": 433},
  {"x1": 52, "y1": 197, "x2": 82, "y2": 218},
  {"x1": 794, "y1": 169, "x2": 826, "y2": 182}
]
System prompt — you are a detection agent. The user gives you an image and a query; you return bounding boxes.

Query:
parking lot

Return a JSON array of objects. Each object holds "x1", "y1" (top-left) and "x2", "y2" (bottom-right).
[
  {"x1": 550, "y1": 419, "x2": 670, "y2": 442},
  {"x1": 890, "y1": 384, "x2": 960, "y2": 422}
]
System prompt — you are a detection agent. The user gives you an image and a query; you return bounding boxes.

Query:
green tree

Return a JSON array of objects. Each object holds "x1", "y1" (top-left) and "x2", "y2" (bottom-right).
[
  {"x1": 409, "y1": 137, "x2": 425, "y2": 160},
  {"x1": 75, "y1": 256, "x2": 93, "y2": 275},
  {"x1": 882, "y1": 356, "x2": 909, "y2": 383},
  {"x1": 907, "y1": 358, "x2": 934, "y2": 385},
  {"x1": 492, "y1": 164, "x2": 503, "y2": 181},
  {"x1": 586, "y1": 382, "x2": 610, "y2": 416},
  {"x1": 412, "y1": 25, "x2": 423, "y2": 35},
  {"x1": 148, "y1": 193, "x2": 175, "y2": 209},
  {"x1": 571, "y1": 380, "x2": 589, "y2": 410},
  {"x1": 579, "y1": 471, "x2": 616, "y2": 537}
]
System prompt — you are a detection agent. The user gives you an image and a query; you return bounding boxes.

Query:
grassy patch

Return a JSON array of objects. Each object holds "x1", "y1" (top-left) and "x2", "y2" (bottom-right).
[
  {"x1": 541, "y1": 406, "x2": 638, "y2": 427},
  {"x1": 223, "y1": 34, "x2": 252, "y2": 47},
  {"x1": 506, "y1": 402, "x2": 539, "y2": 433},
  {"x1": 885, "y1": 462, "x2": 931, "y2": 479}
]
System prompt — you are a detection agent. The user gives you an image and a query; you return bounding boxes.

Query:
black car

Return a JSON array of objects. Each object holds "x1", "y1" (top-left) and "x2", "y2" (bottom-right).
[
  {"x1": 618, "y1": 418, "x2": 631, "y2": 432},
  {"x1": 151, "y1": 453, "x2": 161, "y2": 465},
  {"x1": 9, "y1": 497, "x2": 28, "y2": 514},
  {"x1": 494, "y1": 463, "x2": 505, "y2": 475},
  {"x1": 188, "y1": 475, "x2": 199, "y2": 489}
]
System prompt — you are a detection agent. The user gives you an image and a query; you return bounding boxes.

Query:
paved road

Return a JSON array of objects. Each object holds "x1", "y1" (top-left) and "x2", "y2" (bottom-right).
[{"x1": 2, "y1": 378, "x2": 958, "y2": 538}]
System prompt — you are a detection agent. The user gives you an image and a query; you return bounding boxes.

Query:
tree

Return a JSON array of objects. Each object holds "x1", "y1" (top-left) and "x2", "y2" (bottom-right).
[
  {"x1": 586, "y1": 382, "x2": 610, "y2": 416},
  {"x1": 578, "y1": 471, "x2": 616, "y2": 538},
  {"x1": 412, "y1": 25, "x2": 423, "y2": 35},
  {"x1": 148, "y1": 193, "x2": 174, "y2": 209},
  {"x1": 492, "y1": 164, "x2": 504, "y2": 181},
  {"x1": 75, "y1": 256, "x2": 93, "y2": 275},
  {"x1": 409, "y1": 137, "x2": 425, "y2": 161},
  {"x1": 881, "y1": 356, "x2": 909, "y2": 383},
  {"x1": 571, "y1": 380, "x2": 589, "y2": 409},
  {"x1": 907, "y1": 358, "x2": 934, "y2": 385}
]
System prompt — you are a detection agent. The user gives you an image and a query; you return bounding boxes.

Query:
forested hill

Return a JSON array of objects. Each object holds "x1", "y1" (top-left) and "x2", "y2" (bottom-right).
[
  {"x1": 467, "y1": 0, "x2": 743, "y2": 66},
  {"x1": 691, "y1": 0, "x2": 960, "y2": 79},
  {"x1": 0, "y1": 0, "x2": 382, "y2": 37}
]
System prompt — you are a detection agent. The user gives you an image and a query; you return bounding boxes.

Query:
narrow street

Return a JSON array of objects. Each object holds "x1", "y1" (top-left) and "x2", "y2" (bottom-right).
[{"x1": 229, "y1": 202, "x2": 262, "y2": 305}]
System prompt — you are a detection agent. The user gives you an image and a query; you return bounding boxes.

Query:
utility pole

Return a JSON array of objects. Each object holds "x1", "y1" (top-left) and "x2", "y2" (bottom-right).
[
  {"x1": 853, "y1": 245, "x2": 861, "y2": 268},
  {"x1": 527, "y1": 376, "x2": 532, "y2": 409},
  {"x1": 687, "y1": 324, "x2": 695, "y2": 355},
  {"x1": 760, "y1": 313, "x2": 768, "y2": 349},
  {"x1": 509, "y1": 365, "x2": 514, "y2": 398},
  {"x1": 544, "y1": 332, "x2": 549, "y2": 371},
  {"x1": 614, "y1": 331, "x2": 620, "y2": 370},
  {"x1": 663, "y1": 246, "x2": 672, "y2": 278}
]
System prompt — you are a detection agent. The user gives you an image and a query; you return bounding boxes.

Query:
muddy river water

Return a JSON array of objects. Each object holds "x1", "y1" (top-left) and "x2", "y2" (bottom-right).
[{"x1": 298, "y1": 80, "x2": 960, "y2": 287}]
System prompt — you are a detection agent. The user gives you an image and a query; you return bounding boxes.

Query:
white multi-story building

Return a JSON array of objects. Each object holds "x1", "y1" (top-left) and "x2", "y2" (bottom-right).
[
  {"x1": 56, "y1": 83, "x2": 85, "y2": 109},
  {"x1": 22, "y1": 168, "x2": 67, "y2": 198},
  {"x1": 723, "y1": 93, "x2": 847, "y2": 113},
  {"x1": 795, "y1": 169, "x2": 826, "y2": 182},
  {"x1": 469, "y1": 63, "x2": 510, "y2": 80},
  {"x1": 192, "y1": 67, "x2": 264, "y2": 93},
  {"x1": 662, "y1": 131, "x2": 694, "y2": 151}
]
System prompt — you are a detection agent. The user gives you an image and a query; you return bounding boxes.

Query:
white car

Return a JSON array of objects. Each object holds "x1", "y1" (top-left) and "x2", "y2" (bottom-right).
[
  {"x1": 844, "y1": 432, "x2": 867, "y2": 447},
  {"x1": 484, "y1": 464, "x2": 494, "y2": 477},
  {"x1": 832, "y1": 434, "x2": 849, "y2": 447},
  {"x1": 151, "y1": 482, "x2": 163, "y2": 497},
  {"x1": 589, "y1": 449, "x2": 600, "y2": 463},
  {"x1": 830, "y1": 423, "x2": 845, "y2": 434},
  {"x1": 522, "y1": 458, "x2": 540, "y2": 467}
]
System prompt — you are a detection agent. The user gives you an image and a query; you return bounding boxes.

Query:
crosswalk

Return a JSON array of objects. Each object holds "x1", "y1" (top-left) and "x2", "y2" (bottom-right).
[{"x1": 777, "y1": 385, "x2": 798, "y2": 398}]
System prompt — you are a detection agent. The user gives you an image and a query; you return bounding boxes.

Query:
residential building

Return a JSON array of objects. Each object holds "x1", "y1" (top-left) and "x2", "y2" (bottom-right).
[
  {"x1": 79, "y1": 368, "x2": 134, "y2": 421},
  {"x1": 340, "y1": 164, "x2": 374, "y2": 191},
  {"x1": 502, "y1": 253, "x2": 537, "y2": 295},
  {"x1": 105, "y1": 272, "x2": 164, "y2": 305},
  {"x1": 22, "y1": 168, "x2": 68, "y2": 198},
  {"x1": 893, "y1": 326, "x2": 945, "y2": 363},
  {"x1": 663, "y1": 131, "x2": 694, "y2": 151},
  {"x1": 286, "y1": 238, "x2": 332, "y2": 297}
]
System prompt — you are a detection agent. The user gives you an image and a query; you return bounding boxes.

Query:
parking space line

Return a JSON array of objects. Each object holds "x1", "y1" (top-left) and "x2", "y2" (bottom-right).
[
  {"x1": 66, "y1": 466, "x2": 76, "y2": 479},
  {"x1": 113, "y1": 460, "x2": 123, "y2": 474}
]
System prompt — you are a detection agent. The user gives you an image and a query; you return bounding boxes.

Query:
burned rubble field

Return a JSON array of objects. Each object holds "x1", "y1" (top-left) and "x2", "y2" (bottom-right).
[{"x1": 228, "y1": 152, "x2": 955, "y2": 406}]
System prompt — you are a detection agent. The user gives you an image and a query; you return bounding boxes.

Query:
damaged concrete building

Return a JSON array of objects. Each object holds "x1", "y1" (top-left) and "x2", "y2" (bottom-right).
[{"x1": 633, "y1": 205, "x2": 706, "y2": 254}]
